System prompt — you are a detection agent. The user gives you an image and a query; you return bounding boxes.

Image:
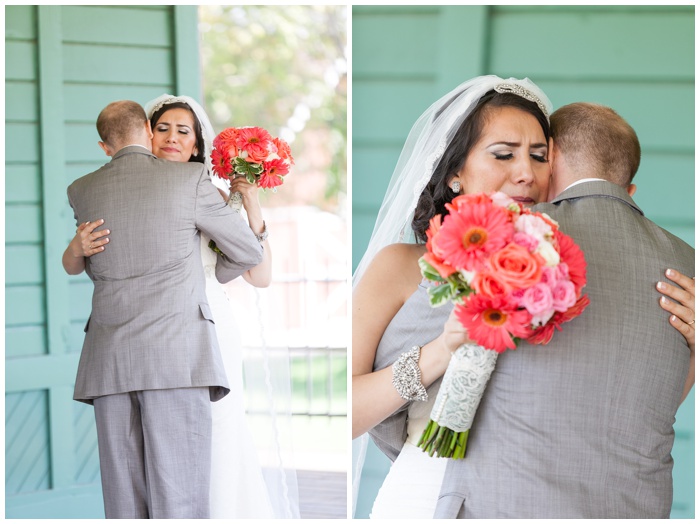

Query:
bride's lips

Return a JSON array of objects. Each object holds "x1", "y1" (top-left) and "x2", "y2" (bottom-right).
[
  {"x1": 510, "y1": 196, "x2": 536, "y2": 206},
  {"x1": 160, "y1": 147, "x2": 180, "y2": 153}
]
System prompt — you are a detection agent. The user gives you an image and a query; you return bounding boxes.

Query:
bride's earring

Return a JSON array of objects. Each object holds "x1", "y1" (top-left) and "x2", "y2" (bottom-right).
[{"x1": 451, "y1": 180, "x2": 461, "y2": 194}]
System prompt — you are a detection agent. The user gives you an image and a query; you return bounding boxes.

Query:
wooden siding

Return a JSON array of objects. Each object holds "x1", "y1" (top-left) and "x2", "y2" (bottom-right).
[{"x1": 352, "y1": 5, "x2": 694, "y2": 519}]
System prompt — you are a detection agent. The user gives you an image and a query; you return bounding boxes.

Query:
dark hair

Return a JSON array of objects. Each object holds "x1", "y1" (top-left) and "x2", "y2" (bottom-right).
[
  {"x1": 149, "y1": 101, "x2": 205, "y2": 164},
  {"x1": 96, "y1": 100, "x2": 148, "y2": 148},
  {"x1": 550, "y1": 102, "x2": 640, "y2": 186},
  {"x1": 411, "y1": 91, "x2": 551, "y2": 242}
]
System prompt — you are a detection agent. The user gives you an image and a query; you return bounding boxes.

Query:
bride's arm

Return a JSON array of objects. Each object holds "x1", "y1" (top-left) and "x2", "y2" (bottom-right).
[
  {"x1": 352, "y1": 243, "x2": 469, "y2": 439},
  {"x1": 62, "y1": 219, "x2": 110, "y2": 275},
  {"x1": 657, "y1": 268, "x2": 695, "y2": 404},
  {"x1": 218, "y1": 179, "x2": 272, "y2": 288}
]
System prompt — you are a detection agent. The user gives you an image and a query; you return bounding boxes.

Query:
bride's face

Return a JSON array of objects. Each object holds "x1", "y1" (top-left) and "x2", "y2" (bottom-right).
[
  {"x1": 456, "y1": 106, "x2": 550, "y2": 206},
  {"x1": 151, "y1": 108, "x2": 198, "y2": 163}
]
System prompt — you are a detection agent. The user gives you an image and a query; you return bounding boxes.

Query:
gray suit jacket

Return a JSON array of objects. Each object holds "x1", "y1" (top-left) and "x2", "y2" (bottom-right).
[
  {"x1": 435, "y1": 180, "x2": 694, "y2": 518},
  {"x1": 68, "y1": 146, "x2": 263, "y2": 404}
]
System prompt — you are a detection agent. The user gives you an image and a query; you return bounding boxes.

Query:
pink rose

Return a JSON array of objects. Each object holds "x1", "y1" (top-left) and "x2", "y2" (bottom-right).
[
  {"x1": 490, "y1": 191, "x2": 516, "y2": 209},
  {"x1": 513, "y1": 231, "x2": 539, "y2": 252},
  {"x1": 521, "y1": 282, "x2": 554, "y2": 326},
  {"x1": 555, "y1": 262, "x2": 570, "y2": 281},
  {"x1": 540, "y1": 266, "x2": 560, "y2": 286},
  {"x1": 515, "y1": 213, "x2": 553, "y2": 242},
  {"x1": 551, "y1": 280, "x2": 576, "y2": 312}
]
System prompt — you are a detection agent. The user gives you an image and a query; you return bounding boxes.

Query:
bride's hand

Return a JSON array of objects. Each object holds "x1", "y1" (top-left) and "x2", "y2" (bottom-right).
[
  {"x1": 657, "y1": 268, "x2": 695, "y2": 350},
  {"x1": 229, "y1": 177, "x2": 260, "y2": 210},
  {"x1": 439, "y1": 309, "x2": 472, "y2": 356},
  {"x1": 69, "y1": 219, "x2": 110, "y2": 258}
]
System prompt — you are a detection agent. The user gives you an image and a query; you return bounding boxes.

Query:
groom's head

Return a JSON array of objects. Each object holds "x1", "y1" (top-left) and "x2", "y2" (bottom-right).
[
  {"x1": 548, "y1": 102, "x2": 640, "y2": 200},
  {"x1": 96, "y1": 100, "x2": 153, "y2": 157}
]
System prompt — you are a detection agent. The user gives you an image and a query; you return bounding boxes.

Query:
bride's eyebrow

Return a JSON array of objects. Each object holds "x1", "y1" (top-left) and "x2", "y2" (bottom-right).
[{"x1": 487, "y1": 141, "x2": 547, "y2": 149}]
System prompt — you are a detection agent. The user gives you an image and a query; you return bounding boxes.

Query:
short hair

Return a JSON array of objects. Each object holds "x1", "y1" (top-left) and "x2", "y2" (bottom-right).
[
  {"x1": 96, "y1": 100, "x2": 148, "y2": 148},
  {"x1": 550, "y1": 102, "x2": 640, "y2": 186}
]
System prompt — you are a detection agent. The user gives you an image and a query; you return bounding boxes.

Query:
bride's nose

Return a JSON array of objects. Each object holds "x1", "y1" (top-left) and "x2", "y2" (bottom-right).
[
  {"x1": 512, "y1": 156, "x2": 535, "y2": 185},
  {"x1": 165, "y1": 131, "x2": 178, "y2": 143}
]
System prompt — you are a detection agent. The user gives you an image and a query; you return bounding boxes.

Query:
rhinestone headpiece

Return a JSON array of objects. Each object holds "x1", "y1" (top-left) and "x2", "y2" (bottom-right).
[
  {"x1": 494, "y1": 83, "x2": 550, "y2": 120},
  {"x1": 147, "y1": 96, "x2": 179, "y2": 118}
]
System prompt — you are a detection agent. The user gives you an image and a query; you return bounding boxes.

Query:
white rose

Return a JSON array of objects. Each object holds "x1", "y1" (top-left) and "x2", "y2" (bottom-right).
[{"x1": 535, "y1": 240, "x2": 560, "y2": 267}]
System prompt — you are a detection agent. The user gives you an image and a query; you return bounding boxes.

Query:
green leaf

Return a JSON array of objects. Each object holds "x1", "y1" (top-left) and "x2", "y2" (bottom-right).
[
  {"x1": 208, "y1": 239, "x2": 225, "y2": 258},
  {"x1": 418, "y1": 257, "x2": 445, "y2": 283},
  {"x1": 233, "y1": 157, "x2": 264, "y2": 179},
  {"x1": 428, "y1": 283, "x2": 453, "y2": 307}
]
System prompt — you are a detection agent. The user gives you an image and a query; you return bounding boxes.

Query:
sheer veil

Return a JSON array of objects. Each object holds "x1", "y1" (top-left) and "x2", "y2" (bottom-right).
[
  {"x1": 145, "y1": 94, "x2": 300, "y2": 518},
  {"x1": 351, "y1": 76, "x2": 552, "y2": 516}
]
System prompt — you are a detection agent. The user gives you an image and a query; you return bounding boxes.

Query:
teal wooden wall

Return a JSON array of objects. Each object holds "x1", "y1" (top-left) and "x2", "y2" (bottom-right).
[
  {"x1": 5, "y1": 5, "x2": 200, "y2": 517},
  {"x1": 352, "y1": 5, "x2": 694, "y2": 519}
]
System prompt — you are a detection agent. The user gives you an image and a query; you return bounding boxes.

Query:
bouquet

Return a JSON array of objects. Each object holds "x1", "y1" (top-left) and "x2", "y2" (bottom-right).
[
  {"x1": 417, "y1": 192, "x2": 589, "y2": 459},
  {"x1": 211, "y1": 126, "x2": 294, "y2": 211}
]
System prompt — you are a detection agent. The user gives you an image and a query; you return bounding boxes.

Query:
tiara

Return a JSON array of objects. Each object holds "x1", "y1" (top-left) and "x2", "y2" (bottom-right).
[
  {"x1": 494, "y1": 83, "x2": 550, "y2": 119},
  {"x1": 148, "y1": 96, "x2": 180, "y2": 118}
]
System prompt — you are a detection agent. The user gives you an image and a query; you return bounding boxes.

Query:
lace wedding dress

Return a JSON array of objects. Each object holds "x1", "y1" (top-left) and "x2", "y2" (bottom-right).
[
  {"x1": 369, "y1": 381, "x2": 448, "y2": 519},
  {"x1": 201, "y1": 234, "x2": 276, "y2": 518}
]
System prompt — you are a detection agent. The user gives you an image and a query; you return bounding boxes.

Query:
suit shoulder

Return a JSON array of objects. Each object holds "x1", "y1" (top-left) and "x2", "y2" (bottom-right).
[
  {"x1": 159, "y1": 158, "x2": 205, "y2": 174},
  {"x1": 67, "y1": 164, "x2": 108, "y2": 193},
  {"x1": 652, "y1": 220, "x2": 695, "y2": 256}
]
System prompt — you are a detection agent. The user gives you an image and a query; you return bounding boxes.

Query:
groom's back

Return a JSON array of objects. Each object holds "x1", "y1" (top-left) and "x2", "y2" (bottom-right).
[
  {"x1": 69, "y1": 147, "x2": 205, "y2": 282},
  {"x1": 67, "y1": 146, "x2": 230, "y2": 403},
  {"x1": 438, "y1": 182, "x2": 694, "y2": 518}
]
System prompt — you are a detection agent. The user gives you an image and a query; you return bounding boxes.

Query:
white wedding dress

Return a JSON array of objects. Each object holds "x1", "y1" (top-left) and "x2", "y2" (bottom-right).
[
  {"x1": 369, "y1": 381, "x2": 448, "y2": 519},
  {"x1": 201, "y1": 234, "x2": 276, "y2": 518}
]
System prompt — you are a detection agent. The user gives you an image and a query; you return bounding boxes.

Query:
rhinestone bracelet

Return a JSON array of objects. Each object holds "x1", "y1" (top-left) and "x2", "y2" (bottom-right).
[{"x1": 391, "y1": 345, "x2": 428, "y2": 402}]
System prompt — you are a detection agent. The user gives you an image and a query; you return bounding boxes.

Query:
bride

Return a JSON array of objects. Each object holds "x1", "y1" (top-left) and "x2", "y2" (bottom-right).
[
  {"x1": 353, "y1": 75, "x2": 555, "y2": 518},
  {"x1": 64, "y1": 94, "x2": 299, "y2": 518}
]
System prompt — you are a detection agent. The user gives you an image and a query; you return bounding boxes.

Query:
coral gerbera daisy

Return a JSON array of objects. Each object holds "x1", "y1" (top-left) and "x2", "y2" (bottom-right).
[
  {"x1": 211, "y1": 147, "x2": 232, "y2": 180},
  {"x1": 433, "y1": 201, "x2": 514, "y2": 272},
  {"x1": 554, "y1": 229, "x2": 587, "y2": 295},
  {"x1": 456, "y1": 294, "x2": 532, "y2": 352},
  {"x1": 258, "y1": 158, "x2": 288, "y2": 189},
  {"x1": 236, "y1": 127, "x2": 273, "y2": 163}
]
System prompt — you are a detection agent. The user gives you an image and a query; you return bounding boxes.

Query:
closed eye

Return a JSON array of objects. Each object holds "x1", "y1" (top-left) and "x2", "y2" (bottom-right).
[
  {"x1": 493, "y1": 153, "x2": 513, "y2": 161},
  {"x1": 531, "y1": 153, "x2": 547, "y2": 163}
]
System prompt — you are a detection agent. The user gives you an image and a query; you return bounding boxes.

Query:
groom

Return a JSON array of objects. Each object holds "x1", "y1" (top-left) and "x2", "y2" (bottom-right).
[
  {"x1": 434, "y1": 103, "x2": 695, "y2": 518},
  {"x1": 67, "y1": 100, "x2": 263, "y2": 518}
]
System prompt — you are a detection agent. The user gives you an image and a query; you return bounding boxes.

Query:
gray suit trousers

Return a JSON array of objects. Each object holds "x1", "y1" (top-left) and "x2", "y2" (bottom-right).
[{"x1": 93, "y1": 388, "x2": 212, "y2": 518}]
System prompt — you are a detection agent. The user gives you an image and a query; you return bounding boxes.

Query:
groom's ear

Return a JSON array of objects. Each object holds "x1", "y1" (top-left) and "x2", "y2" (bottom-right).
[
  {"x1": 626, "y1": 183, "x2": 637, "y2": 197},
  {"x1": 145, "y1": 120, "x2": 153, "y2": 140},
  {"x1": 547, "y1": 137, "x2": 556, "y2": 172},
  {"x1": 98, "y1": 141, "x2": 113, "y2": 157}
]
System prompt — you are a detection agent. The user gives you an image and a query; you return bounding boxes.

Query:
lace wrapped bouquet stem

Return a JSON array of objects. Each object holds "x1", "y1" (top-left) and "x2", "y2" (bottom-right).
[{"x1": 417, "y1": 192, "x2": 589, "y2": 459}]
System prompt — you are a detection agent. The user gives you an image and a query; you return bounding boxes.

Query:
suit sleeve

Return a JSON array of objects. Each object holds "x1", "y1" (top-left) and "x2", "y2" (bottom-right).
[
  {"x1": 193, "y1": 167, "x2": 263, "y2": 283},
  {"x1": 66, "y1": 182, "x2": 94, "y2": 280}
]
